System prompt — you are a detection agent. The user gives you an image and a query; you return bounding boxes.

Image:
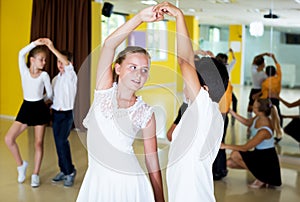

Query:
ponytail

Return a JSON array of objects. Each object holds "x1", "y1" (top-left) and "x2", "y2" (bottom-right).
[{"x1": 270, "y1": 106, "x2": 283, "y2": 138}]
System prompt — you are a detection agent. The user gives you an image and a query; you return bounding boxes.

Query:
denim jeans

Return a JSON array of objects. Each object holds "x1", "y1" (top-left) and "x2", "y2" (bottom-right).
[{"x1": 52, "y1": 110, "x2": 75, "y2": 175}]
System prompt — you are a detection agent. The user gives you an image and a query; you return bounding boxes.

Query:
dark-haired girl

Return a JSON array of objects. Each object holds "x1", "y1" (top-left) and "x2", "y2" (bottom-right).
[{"x1": 5, "y1": 38, "x2": 52, "y2": 187}]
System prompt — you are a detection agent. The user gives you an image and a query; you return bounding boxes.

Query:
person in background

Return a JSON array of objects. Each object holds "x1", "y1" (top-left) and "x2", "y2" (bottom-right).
[
  {"x1": 247, "y1": 53, "x2": 268, "y2": 119},
  {"x1": 213, "y1": 80, "x2": 232, "y2": 180},
  {"x1": 216, "y1": 48, "x2": 237, "y2": 125},
  {"x1": 5, "y1": 38, "x2": 53, "y2": 188},
  {"x1": 253, "y1": 53, "x2": 283, "y2": 143},
  {"x1": 44, "y1": 39, "x2": 78, "y2": 187},
  {"x1": 221, "y1": 98, "x2": 282, "y2": 188}
]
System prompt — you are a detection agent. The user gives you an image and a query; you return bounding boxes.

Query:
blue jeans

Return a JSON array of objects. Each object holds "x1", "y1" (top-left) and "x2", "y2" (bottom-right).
[{"x1": 52, "y1": 110, "x2": 75, "y2": 175}]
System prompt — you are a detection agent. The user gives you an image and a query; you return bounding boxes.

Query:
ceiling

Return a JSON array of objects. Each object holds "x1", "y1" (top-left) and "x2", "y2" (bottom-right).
[{"x1": 101, "y1": 0, "x2": 300, "y2": 33}]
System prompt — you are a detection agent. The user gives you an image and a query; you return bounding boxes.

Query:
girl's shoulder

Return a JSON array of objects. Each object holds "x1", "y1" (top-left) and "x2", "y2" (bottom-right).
[
  {"x1": 255, "y1": 116, "x2": 272, "y2": 128},
  {"x1": 40, "y1": 71, "x2": 50, "y2": 77},
  {"x1": 129, "y1": 97, "x2": 153, "y2": 129}
]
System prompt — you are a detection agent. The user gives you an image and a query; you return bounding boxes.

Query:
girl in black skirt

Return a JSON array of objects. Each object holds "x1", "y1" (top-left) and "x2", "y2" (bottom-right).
[
  {"x1": 221, "y1": 98, "x2": 282, "y2": 188},
  {"x1": 4, "y1": 38, "x2": 53, "y2": 187}
]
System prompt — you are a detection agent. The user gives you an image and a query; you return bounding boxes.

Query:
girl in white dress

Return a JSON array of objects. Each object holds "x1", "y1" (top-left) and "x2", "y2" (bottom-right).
[
  {"x1": 76, "y1": 6, "x2": 165, "y2": 202},
  {"x1": 153, "y1": 2, "x2": 225, "y2": 202}
]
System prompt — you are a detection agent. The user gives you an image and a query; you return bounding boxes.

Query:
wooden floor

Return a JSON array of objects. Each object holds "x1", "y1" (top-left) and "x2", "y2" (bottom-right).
[{"x1": 0, "y1": 85, "x2": 300, "y2": 202}]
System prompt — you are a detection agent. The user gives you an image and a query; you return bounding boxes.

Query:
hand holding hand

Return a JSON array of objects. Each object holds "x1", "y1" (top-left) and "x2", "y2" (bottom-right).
[
  {"x1": 42, "y1": 38, "x2": 54, "y2": 48},
  {"x1": 34, "y1": 38, "x2": 46, "y2": 46},
  {"x1": 138, "y1": 6, "x2": 164, "y2": 22},
  {"x1": 153, "y1": 2, "x2": 182, "y2": 18}
]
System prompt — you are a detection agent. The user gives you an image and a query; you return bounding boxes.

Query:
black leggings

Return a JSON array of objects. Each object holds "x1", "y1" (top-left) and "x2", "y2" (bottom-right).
[{"x1": 232, "y1": 92, "x2": 238, "y2": 112}]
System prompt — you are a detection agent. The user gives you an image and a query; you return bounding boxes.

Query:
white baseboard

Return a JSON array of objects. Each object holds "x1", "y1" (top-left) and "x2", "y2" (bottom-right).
[{"x1": 0, "y1": 115, "x2": 15, "y2": 120}]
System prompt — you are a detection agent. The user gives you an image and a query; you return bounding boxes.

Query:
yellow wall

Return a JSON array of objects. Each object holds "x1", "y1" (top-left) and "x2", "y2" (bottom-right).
[
  {"x1": 0, "y1": 0, "x2": 33, "y2": 117},
  {"x1": 0, "y1": 1, "x2": 102, "y2": 117},
  {"x1": 139, "y1": 16, "x2": 199, "y2": 129},
  {"x1": 0, "y1": 1, "x2": 199, "y2": 132},
  {"x1": 139, "y1": 20, "x2": 178, "y2": 129},
  {"x1": 229, "y1": 25, "x2": 243, "y2": 84},
  {"x1": 90, "y1": 2, "x2": 102, "y2": 101}
]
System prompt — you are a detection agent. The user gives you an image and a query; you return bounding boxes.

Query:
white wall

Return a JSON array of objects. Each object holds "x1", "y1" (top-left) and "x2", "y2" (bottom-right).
[
  {"x1": 244, "y1": 27, "x2": 300, "y2": 87},
  {"x1": 200, "y1": 25, "x2": 300, "y2": 87}
]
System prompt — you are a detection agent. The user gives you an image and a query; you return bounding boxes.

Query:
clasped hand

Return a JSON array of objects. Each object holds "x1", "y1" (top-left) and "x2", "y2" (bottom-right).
[{"x1": 139, "y1": 2, "x2": 182, "y2": 22}]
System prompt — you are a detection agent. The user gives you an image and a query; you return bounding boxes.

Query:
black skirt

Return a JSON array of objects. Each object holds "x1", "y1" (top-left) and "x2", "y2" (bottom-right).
[
  {"x1": 240, "y1": 147, "x2": 282, "y2": 186},
  {"x1": 16, "y1": 99, "x2": 50, "y2": 126}
]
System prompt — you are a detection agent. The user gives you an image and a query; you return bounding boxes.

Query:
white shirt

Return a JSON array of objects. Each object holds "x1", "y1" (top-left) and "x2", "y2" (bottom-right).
[
  {"x1": 19, "y1": 42, "x2": 52, "y2": 101},
  {"x1": 167, "y1": 90, "x2": 224, "y2": 202},
  {"x1": 251, "y1": 64, "x2": 267, "y2": 89},
  {"x1": 51, "y1": 64, "x2": 77, "y2": 111},
  {"x1": 226, "y1": 58, "x2": 236, "y2": 74},
  {"x1": 226, "y1": 59, "x2": 236, "y2": 80}
]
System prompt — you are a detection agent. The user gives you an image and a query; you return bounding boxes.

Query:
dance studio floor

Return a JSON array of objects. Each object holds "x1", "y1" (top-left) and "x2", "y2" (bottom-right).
[{"x1": 0, "y1": 85, "x2": 299, "y2": 202}]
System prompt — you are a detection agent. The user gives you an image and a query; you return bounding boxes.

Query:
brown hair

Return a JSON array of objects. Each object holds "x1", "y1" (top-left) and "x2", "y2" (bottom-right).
[
  {"x1": 26, "y1": 45, "x2": 47, "y2": 68},
  {"x1": 113, "y1": 46, "x2": 151, "y2": 82},
  {"x1": 256, "y1": 98, "x2": 282, "y2": 136}
]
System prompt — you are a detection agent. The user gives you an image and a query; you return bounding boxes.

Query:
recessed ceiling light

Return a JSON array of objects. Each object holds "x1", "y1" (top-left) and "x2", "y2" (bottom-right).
[
  {"x1": 250, "y1": 21, "x2": 264, "y2": 37},
  {"x1": 216, "y1": 0, "x2": 231, "y2": 3},
  {"x1": 141, "y1": 0, "x2": 158, "y2": 5},
  {"x1": 295, "y1": 0, "x2": 300, "y2": 4}
]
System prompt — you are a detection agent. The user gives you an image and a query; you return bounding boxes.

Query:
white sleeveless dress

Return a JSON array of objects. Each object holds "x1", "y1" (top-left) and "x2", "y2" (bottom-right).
[{"x1": 77, "y1": 83, "x2": 155, "y2": 202}]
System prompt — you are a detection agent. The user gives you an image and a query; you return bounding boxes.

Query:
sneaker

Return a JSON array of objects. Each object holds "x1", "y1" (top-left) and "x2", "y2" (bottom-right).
[
  {"x1": 17, "y1": 161, "x2": 28, "y2": 183},
  {"x1": 31, "y1": 174, "x2": 40, "y2": 188},
  {"x1": 52, "y1": 172, "x2": 65, "y2": 183},
  {"x1": 64, "y1": 169, "x2": 76, "y2": 187}
]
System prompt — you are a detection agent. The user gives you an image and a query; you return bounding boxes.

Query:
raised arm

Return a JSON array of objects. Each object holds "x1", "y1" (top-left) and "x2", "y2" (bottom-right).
[
  {"x1": 96, "y1": 7, "x2": 163, "y2": 90},
  {"x1": 18, "y1": 38, "x2": 46, "y2": 73},
  {"x1": 227, "y1": 48, "x2": 236, "y2": 73},
  {"x1": 229, "y1": 48, "x2": 235, "y2": 60},
  {"x1": 252, "y1": 52, "x2": 269, "y2": 65},
  {"x1": 270, "y1": 53, "x2": 278, "y2": 64},
  {"x1": 154, "y1": 2, "x2": 201, "y2": 102},
  {"x1": 43, "y1": 38, "x2": 70, "y2": 66}
]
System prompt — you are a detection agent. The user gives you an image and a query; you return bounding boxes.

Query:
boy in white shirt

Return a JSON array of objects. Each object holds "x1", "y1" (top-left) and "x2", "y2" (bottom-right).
[{"x1": 45, "y1": 39, "x2": 78, "y2": 187}]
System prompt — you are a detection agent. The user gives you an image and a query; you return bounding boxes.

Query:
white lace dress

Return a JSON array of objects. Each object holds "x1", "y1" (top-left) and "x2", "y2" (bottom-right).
[{"x1": 76, "y1": 83, "x2": 155, "y2": 202}]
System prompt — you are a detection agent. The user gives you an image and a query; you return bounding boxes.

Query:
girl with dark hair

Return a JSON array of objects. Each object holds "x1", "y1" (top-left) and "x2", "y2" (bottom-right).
[{"x1": 5, "y1": 38, "x2": 52, "y2": 187}]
